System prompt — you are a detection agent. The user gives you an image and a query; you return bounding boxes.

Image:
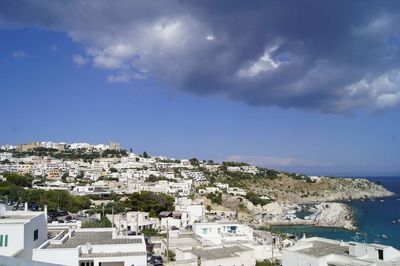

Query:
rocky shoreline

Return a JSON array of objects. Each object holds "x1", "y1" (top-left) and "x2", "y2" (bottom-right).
[
  {"x1": 261, "y1": 202, "x2": 356, "y2": 230},
  {"x1": 314, "y1": 202, "x2": 356, "y2": 230}
]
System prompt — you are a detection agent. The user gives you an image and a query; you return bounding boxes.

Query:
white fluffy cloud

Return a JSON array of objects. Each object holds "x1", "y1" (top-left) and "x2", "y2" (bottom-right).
[
  {"x1": 3, "y1": 1, "x2": 400, "y2": 113},
  {"x1": 72, "y1": 54, "x2": 89, "y2": 66}
]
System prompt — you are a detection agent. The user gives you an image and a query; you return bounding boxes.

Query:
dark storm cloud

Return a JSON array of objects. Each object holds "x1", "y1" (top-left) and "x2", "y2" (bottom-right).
[{"x1": 2, "y1": 0, "x2": 400, "y2": 112}]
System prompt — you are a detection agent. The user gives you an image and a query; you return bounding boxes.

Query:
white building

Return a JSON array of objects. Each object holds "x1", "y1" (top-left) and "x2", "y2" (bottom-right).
[
  {"x1": 72, "y1": 184, "x2": 110, "y2": 196},
  {"x1": 198, "y1": 187, "x2": 221, "y2": 195},
  {"x1": 0, "y1": 210, "x2": 48, "y2": 260},
  {"x1": 192, "y1": 222, "x2": 253, "y2": 245},
  {"x1": 33, "y1": 228, "x2": 147, "y2": 266},
  {"x1": 175, "y1": 245, "x2": 255, "y2": 266},
  {"x1": 283, "y1": 237, "x2": 400, "y2": 266},
  {"x1": 160, "y1": 211, "x2": 190, "y2": 230},
  {"x1": 0, "y1": 153, "x2": 12, "y2": 161},
  {"x1": 175, "y1": 198, "x2": 204, "y2": 224},
  {"x1": 106, "y1": 211, "x2": 159, "y2": 233},
  {"x1": 215, "y1": 182, "x2": 229, "y2": 190},
  {"x1": 227, "y1": 187, "x2": 247, "y2": 196}
]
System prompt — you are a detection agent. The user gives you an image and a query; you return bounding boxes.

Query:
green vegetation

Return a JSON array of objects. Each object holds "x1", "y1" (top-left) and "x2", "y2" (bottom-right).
[
  {"x1": 101, "y1": 149, "x2": 128, "y2": 158},
  {"x1": 142, "y1": 228, "x2": 159, "y2": 237},
  {"x1": 245, "y1": 192, "x2": 271, "y2": 206},
  {"x1": 206, "y1": 192, "x2": 222, "y2": 205},
  {"x1": 0, "y1": 173, "x2": 91, "y2": 213},
  {"x1": 145, "y1": 175, "x2": 175, "y2": 183},
  {"x1": 11, "y1": 148, "x2": 127, "y2": 162},
  {"x1": 222, "y1": 161, "x2": 250, "y2": 167},
  {"x1": 125, "y1": 191, "x2": 174, "y2": 217},
  {"x1": 82, "y1": 216, "x2": 112, "y2": 228},
  {"x1": 3, "y1": 172, "x2": 33, "y2": 187},
  {"x1": 189, "y1": 158, "x2": 200, "y2": 167},
  {"x1": 167, "y1": 249, "x2": 176, "y2": 261},
  {"x1": 88, "y1": 201, "x2": 127, "y2": 215},
  {"x1": 256, "y1": 259, "x2": 280, "y2": 266}
]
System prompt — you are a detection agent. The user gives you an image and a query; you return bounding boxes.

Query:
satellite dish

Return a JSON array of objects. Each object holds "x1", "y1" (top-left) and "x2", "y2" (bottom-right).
[{"x1": 0, "y1": 203, "x2": 6, "y2": 217}]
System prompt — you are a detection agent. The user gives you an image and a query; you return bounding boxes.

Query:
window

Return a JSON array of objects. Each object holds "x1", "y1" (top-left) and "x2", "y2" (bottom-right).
[
  {"x1": 202, "y1": 228, "x2": 208, "y2": 235},
  {"x1": 0, "y1": 235, "x2": 9, "y2": 247},
  {"x1": 34, "y1": 229, "x2": 38, "y2": 241},
  {"x1": 378, "y1": 249, "x2": 384, "y2": 260}
]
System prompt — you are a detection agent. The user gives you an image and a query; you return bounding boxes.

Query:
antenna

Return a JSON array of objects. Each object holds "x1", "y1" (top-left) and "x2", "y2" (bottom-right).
[{"x1": 0, "y1": 203, "x2": 6, "y2": 217}]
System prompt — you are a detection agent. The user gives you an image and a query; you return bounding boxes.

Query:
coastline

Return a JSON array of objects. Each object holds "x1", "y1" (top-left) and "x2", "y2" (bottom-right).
[
  {"x1": 265, "y1": 177, "x2": 400, "y2": 249},
  {"x1": 263, "y1": 202, "x2": 356, "y2": 230}
]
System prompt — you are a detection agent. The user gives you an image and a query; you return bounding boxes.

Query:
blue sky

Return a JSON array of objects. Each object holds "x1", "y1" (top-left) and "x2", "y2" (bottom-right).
[{"x1": 1, "y1": 2, "x2": 400, "y2": 176}]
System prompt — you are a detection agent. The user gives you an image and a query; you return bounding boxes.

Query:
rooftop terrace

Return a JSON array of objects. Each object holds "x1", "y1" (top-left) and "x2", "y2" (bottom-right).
[
  {"x1": 190, "y1": 245, "x2": 252, "y2": 260},
  {"x1": 47, "y1": 231, "x2": 142, "y2": 249},
  {"x1": 297, "y1": 240, "x2": 349, "y2": 257}
]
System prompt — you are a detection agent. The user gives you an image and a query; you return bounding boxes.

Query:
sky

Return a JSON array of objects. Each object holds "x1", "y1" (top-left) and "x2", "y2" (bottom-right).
[{"x1": 0, "y1": 0, "x2": 400, "y2": 176}]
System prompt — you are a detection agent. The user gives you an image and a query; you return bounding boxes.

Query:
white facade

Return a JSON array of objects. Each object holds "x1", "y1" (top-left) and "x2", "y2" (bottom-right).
[
  {"x1": 33, "y1": 228, "x2": 147, "y2": 266},
  {"x1": 0, "y1": 211, "x2": 48, "y2": 260},
  {"x1": 175, "y1": 245, "x2": 255, "y2": 266},
  {"x1": 107, "y1": 211, "x2": 158, "y2": 233},
  {"x1": 0, "y1": 153, "x2": 12, "y2": 161},
  {"x1": 192, "y1": 222, "x2": 254, "y2": 245},
  {"x1": 175, "y1": 198, "x2": 204, "y2": 224},
  {"x1": 227, "y1": 187, "x2": 247, "y2": 196},
  {"x1": 160, "y1": 212, "x2": 190, "y2": 230},
  {"x1": 283, "y1": 237, "x2": 400, "y2": 266}
]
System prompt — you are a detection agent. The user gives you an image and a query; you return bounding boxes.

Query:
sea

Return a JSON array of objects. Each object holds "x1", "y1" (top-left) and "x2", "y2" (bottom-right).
[{"x1": 271, "y1": 176, "x2": 400, "y2": 248}]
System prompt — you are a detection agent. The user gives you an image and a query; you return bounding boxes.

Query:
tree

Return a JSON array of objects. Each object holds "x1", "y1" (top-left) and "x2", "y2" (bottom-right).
[
  {"x1": 142, "y1": 151, "x2": 149, "y2": 158},
  {"x1": 126, "y1": 191, "x2": 174, "y2": 217},
  {"x1": 4, "y1": 172, "x2": 33, "y2": 187},
  {"x1": 256, "y1": 259, "x2": 280, "y2": 266},
  {"x1": 246, "y1": 192, "x2": 271, "y2": 206},
  {"x1": 82, "y1": 216, "x2": 112, "y2": 228},
  {"x1": 206, "y1": 193, "x2": 222, "y2": 205},
  {"x1": 189, "y1": 158, "x2": 200, "y2": 167}
]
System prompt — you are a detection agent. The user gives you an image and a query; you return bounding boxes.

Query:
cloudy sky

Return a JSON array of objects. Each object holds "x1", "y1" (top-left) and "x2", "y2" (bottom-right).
[{"x1": 1, "y1": 0, "x2": 400, "y2": 176}]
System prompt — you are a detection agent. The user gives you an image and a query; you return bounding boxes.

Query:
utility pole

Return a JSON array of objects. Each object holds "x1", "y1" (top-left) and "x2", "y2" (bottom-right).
[
  {"x1": 272, "y1": 236, "x2": 275, "y2": 259},
  {"x1": 112, "y1": 206, "x2": 114, "y2": 229},
  {"x1": 136, "y1": 211, "x2": 139, "y2": 235},
  {"x1": 166, "y1": 219, "x2": 170, "y2": 263}
]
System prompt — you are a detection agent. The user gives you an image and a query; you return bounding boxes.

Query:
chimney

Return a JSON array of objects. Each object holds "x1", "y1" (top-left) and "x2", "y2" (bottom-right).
[
  {"x1": 24, "y1": 202, "x2": 28, "y2": 212},
  {"x1": 44, "y1": 205, "x2": 48, "y2": 220}
]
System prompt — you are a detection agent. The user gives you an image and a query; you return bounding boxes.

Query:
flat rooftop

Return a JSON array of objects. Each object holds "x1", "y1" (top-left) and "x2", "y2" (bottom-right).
[
  {"x1": 296, "y1": 240, "x2": 349, "y2": 257},
  {"x1": 47, "y1": 231, "x2": 142, "y2": 249},
  {"x1": 0, "y1": 212, "x2": 43, "y2": 223},
  {"x1": 80, "y1": 251, "x2": 147, "y2": 258},
  {"x1": 191, "y1": 245, "x2": 252, "y2": 260}
]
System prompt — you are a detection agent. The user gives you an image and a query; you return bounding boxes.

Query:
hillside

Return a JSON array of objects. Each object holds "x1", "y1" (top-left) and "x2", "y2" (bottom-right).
[{"x1": 205, "y1": 167, "x2": 394, "y2": 203}]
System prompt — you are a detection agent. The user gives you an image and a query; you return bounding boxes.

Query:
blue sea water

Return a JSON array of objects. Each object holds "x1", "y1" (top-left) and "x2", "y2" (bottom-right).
[{"x1": 271, "y1": 176, "x2": 400, "y2": 248}]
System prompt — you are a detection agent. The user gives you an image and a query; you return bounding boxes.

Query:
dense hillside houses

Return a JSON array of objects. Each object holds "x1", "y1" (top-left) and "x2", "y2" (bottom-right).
[
  {"x1": 0, "y1": 141, "x2": 397, "y2": 265},
  {"x1": 0, "y1": 141, "x2": 264, "y2": 200}
]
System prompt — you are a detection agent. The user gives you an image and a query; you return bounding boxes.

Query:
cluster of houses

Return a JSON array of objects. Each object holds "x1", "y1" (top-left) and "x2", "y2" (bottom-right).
[
  {"x1": 2, "y1": 207, "x2": 400, "y2": 266},
  {"x1": 2, "y1": 142, "x2": 400, "y2": 265},
  {"x1": 0, "y1": 141, "x2": 262, "y2": 200},
  {"x1": 198, "y1": 182, "x2": 247, "y2": 196}
]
